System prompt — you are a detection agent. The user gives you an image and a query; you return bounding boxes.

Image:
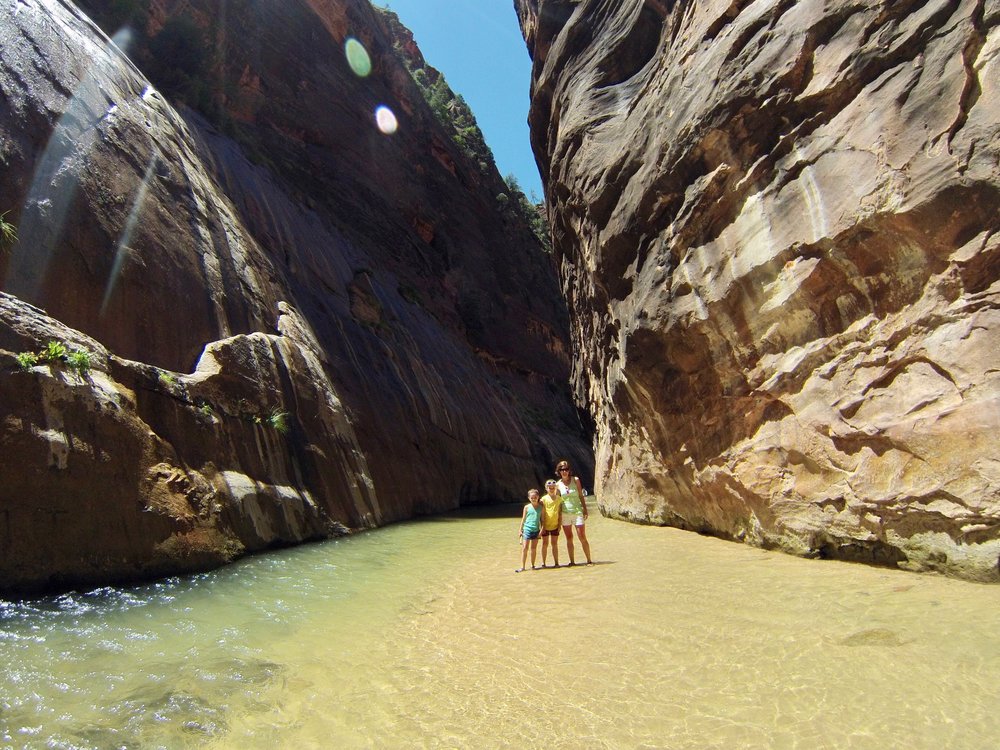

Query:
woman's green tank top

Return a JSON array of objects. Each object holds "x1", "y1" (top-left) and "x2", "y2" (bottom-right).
[{"x1": 559, "y1": 481, "x2": 583, "y2": 516}]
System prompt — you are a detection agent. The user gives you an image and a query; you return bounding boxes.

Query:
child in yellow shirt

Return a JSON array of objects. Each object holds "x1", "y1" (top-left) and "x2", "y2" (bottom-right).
[{"x1": 540, "y1": 480, "x2": 563, "y2": 567}]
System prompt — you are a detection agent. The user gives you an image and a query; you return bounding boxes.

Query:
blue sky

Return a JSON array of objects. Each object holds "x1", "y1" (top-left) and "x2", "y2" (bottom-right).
[{"x1": 377, "y1": 0, "x2": 543, "y2": 199}]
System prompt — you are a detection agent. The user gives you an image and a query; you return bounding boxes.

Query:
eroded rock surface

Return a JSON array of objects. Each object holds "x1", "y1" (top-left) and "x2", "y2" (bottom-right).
[
  {"x1": 0, "y1": 0, "x2": 590, "y2": 594},
  {"x1": 517, "y1": 0, "x2": 1000, "y2": 580}
]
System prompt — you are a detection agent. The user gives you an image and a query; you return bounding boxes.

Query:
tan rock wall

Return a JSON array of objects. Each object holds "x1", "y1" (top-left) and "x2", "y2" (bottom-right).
[{"x1": 518, "y1": 0, "x2": 1000, "y2": 579}]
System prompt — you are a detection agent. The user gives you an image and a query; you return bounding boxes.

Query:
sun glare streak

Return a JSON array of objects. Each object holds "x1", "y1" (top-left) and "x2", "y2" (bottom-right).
[
  {"x1": 5, "y1": 27, "x2": 134, "y2": 301},
  {"x1": 7, "y1": 91, "x2": 102, "y2": 299},
  {"x1": 101, "y1": 152, "x2": 158, "y2": 316}
]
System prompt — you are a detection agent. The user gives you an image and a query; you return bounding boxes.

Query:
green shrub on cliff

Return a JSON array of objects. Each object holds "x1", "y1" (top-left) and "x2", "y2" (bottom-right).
[
  {"x1": 40, "y1": 340, "x2": 68, "y2": 363},
  {"x1": 0, "y1": 211, "x2": 16, "y2": 251},
  {"x1": 15, "y1": 352, "x2": 38, "y2": 370},
  {"x1": 267, "y1": 409, "x2": 291, "y2": 435},
  {"x1": 66, "y1": 349, "x2": 92, "y2": 375},
  {"x1": 196, "y1": 402, "x2": 216, "y2": 425},
  {"x1": 503, "y1": 174, "x2": 551, "y2": 253},
  {"x1": 251, "y1": 408, "x2": 291, "y2": 434},
  {"x1": 17, "y1": 341, "x2": 93, "y2": 376}
]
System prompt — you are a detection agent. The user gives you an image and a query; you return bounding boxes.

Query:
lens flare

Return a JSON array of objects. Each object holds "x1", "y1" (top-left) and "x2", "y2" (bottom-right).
[
  {"x1": 345, "y1": 37, "x2": 372, "y2": 78},
  {"x1": 375, "y1": 105, "x2": 398, "y2": 135},
  {"x1": 6, "y1": 26, "x2": 137, "y2": 300},
  {"x1": 102, "y1": 152, "x2": 158, "y2": 315}
]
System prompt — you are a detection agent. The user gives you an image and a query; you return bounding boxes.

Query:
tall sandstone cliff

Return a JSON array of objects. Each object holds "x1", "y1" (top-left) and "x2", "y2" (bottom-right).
[
  {"x1": 0, "y1": 0, "x2": 591, "y2": 594},
  {"x1": 517, "y1": 0, "x2": 1000, "y2": 580}
]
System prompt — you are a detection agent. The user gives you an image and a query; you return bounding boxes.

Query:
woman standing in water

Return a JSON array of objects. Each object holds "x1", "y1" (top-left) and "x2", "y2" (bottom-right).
[{"x1": 556, "y1": 460, "x2": 593, "y2": 565}]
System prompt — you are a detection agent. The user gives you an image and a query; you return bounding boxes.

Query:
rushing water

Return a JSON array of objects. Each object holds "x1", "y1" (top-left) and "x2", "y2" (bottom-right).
[{"x1": 2, "y1": 506, "x2": 998, "y2": 749}]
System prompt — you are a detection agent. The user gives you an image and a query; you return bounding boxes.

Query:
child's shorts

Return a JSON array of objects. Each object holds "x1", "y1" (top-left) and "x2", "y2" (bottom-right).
[
  {"x1": 522, "y1": 529, "x2": 540, "y2": 541},
  {"x1": 541, "y1": 528, "x2": 560, "y2": 537}
]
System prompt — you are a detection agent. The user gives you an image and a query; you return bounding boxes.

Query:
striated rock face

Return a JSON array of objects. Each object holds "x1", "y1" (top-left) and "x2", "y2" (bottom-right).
[
  {"x1": 517, "y1": 0, "x2": 1000, "y2": 580},
  {"x1": 0, "y1": 0, "x2": 590, "y2": 594}
]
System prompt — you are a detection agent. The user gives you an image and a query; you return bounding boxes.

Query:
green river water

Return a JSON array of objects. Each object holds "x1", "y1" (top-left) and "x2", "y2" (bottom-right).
[{"x1": 2, "y1": 506, "x2": 998, "y2": 749}]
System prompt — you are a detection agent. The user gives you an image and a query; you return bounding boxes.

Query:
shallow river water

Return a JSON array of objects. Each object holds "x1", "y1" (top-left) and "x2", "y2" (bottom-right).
[{"x1": 2, "y1": 506, "x2": 998, "y2": 749}]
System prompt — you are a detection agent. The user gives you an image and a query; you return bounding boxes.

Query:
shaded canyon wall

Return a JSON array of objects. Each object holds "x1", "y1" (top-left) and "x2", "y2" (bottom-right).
[
  {"x1": 0, "y1": 0, "x2": 591, "y2": 594},
  {"x1": 517, "y1": 0, "x2": 1000, "y2": 580}
]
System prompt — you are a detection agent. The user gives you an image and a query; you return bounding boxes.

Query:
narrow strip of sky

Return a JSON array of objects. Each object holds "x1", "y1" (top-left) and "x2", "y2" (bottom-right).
[{"x1": 377, "y1": 0, "x2": 543, "y2": 200}]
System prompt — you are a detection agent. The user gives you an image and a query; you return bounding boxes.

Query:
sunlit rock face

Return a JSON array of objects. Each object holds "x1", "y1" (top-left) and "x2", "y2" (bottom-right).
[
  {"x1": 517, "y1": 0, "x2": 1000, "y2": 580},
  {"x1": 0, "y1": 0, "x2": 589, "y2": 594}
]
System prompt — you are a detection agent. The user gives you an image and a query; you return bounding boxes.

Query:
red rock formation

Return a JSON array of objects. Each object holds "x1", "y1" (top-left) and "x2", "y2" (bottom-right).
[
  {"x1": 517, "y1": 0, "x2": 1000, "y2": 580},
  {"x1": 0, "y1": 0, "x2": 590, "y2": 594}
]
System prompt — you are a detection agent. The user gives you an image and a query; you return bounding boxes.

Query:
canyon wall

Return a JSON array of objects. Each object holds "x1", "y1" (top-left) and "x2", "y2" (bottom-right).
[
  {"x1": 0, "y1": 0, "x2": 590, "y2": 594},
  {"x1": 517, "y1": 0, "x2": 1000, "y2": 580}
]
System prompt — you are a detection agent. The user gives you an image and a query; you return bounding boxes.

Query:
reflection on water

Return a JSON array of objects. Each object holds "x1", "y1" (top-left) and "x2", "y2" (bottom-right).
[{"x1": 2, "y1": 507, "x2": 999, "y2": 749}]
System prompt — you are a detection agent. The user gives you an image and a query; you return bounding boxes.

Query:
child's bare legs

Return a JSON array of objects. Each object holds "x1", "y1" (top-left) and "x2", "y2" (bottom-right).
[
  {"x1": 550, "y1": 534, "x2": 559, "y2": 567},
  {"x1": 530, "y1": 538, "x2": 539, "y2": 568},
  {"x1": 575, "y1": 525, "x2": 593, "y2": 564},
  {"x1": 562, "y1": 525, "x2": 575, "y2": 565},
  {"x1": 518, "y1": 537, "x2": 529, "y2": 572},
  {"x1": 541, "y1": 535, "x2": 550, "y2": 566}
]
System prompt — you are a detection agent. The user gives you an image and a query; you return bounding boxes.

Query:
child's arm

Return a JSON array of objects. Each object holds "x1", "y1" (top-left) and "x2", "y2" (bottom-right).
[{"x1": 518, "y1": 504, "x2": 528, "y2": 538}]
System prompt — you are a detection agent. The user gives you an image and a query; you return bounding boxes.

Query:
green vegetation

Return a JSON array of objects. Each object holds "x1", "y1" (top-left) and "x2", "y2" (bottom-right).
[
  {"x1": 267, "y1": 409, "x2": 291, "y2": 435},
  {"x1": 432, "y1": 86, "x2": 494, "y2": 170},
  {"x1": 504, "y1": 174, "x2": 551, "y2": 253},
  {"x1": 375, "y1": 7, "x2": 496, "y2": 175},
  {"x1": 15, "y1": 352, "x2": 38, "y2": 370},
  {"x1": 0, "y1": 211, "x2": 16, "y2": 251},
  {"x1": 252, "y1": 408, "x2": 292, "y2": 435},
  {"x1": 66, "y1": 350, "x2": 92, "y2": 375},
  {"x1": 158, "y1": 371, "x2": 177, "y2": 387},
  {"x1": 40, "y1": 340, "x2": 69, "y2": 363},
  {"x1": 15, "y1": 340, "x2": 93, "y2": 377},
  {"x1": 375, "y1": 8, "x2": 553, "y2": 253}
]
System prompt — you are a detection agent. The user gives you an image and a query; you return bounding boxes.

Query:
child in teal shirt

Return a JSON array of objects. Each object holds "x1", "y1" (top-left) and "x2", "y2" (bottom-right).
[{"x1": 517, "y1": 489, "x2": 543, "y2": 572}]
